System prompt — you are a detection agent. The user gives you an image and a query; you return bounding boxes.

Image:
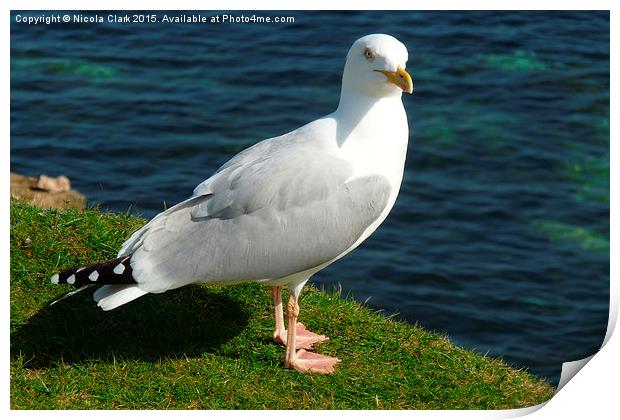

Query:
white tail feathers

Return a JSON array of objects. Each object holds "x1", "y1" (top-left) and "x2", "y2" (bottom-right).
[{"x1": 93, "y1": 285, "x2": 149, "y2": 311}]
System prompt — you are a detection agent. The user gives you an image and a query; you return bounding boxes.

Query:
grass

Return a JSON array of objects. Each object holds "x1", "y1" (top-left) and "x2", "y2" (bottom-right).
[{"x1": 10, "y1": 199, "x2": 555, "y2": 409}]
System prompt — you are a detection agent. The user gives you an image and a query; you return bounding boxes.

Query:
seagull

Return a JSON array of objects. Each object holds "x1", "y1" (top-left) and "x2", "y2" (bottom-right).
[{"x1": 50, "y1": 33, "x2": 413, "y2": 374}]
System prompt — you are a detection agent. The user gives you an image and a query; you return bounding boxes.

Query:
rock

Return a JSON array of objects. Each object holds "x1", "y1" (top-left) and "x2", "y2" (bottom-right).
[
  {"x1": 36, "y1": 174, "x2": 72, "y2": 193},
  {"x1": 10, "y1": 172, "x2": 86, "y2": 210}
]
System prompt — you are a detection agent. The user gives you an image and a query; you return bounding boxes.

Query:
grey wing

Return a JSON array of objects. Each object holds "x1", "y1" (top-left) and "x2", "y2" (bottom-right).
[{"x1": 120, "y1": 150, "x2": 392, "y2": 293}]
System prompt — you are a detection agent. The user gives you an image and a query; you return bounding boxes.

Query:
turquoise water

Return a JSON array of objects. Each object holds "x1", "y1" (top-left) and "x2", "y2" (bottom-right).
[{"x1": 11, "y1": 11, "x2": 609, "y2": 385}]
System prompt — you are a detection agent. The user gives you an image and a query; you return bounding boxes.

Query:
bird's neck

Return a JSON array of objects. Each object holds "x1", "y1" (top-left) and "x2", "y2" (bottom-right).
[
  {"x1": 336, "y1": 89, "x2": 401, "y2": 119},
  {"x1": 333, "y1": 89, "x2": 405, "y2": 146}
]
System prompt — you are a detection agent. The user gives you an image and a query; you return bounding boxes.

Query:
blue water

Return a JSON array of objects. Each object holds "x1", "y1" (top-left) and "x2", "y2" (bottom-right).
[{"x1": 11, "y1": 11, "x2": 609, "y2": 386}]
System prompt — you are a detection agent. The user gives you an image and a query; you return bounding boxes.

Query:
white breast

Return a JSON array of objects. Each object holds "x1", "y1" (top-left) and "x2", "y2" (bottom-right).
[
  {"x1": 334, "y1": 96, "x2": 409, "y2": 254},
  {"x1": 263, "y1": 97, "x2": 409, "y2": 289}
]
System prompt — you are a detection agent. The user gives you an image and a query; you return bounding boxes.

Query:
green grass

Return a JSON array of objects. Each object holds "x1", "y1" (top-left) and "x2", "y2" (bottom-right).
[{"x1": 10, "y1": 199, "x2": 554, "y2": 409}]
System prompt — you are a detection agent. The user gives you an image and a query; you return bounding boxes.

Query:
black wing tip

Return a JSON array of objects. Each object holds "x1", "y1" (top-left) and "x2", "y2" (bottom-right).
[{"x1": 50, "y1": 255, "x2": 136, "y2": 287}]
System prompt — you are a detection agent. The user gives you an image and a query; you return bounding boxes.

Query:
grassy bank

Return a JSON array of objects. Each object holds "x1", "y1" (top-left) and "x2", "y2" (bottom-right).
[{"x1": 10, "y1": 199, "x2": 554, "y2": 409}]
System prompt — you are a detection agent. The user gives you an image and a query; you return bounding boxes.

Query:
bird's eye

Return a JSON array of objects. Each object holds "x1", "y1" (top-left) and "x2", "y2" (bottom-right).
[{"x1": 363, "y1": 48, "x2": 375, "y2": 61}]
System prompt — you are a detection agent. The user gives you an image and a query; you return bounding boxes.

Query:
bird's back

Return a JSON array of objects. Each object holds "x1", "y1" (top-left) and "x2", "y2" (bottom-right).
[{"x1": 119, "y1": 115, "x2": 393, "y2": 293}]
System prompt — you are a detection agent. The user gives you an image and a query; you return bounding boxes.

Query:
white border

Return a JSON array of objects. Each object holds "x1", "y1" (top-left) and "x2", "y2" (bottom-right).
[
  {"x1": 4, "y1": 1, "x2": 616, "y2": 418},
  {"x1": 1, "y1": 0, "x2": 616, "y2": 11}
]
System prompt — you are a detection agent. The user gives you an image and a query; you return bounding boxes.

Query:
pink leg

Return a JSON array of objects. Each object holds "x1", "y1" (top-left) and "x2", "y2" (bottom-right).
[
  {"x1": 284, "y1": 293, "x2": 340, "y2": 374},
  {"x1": 272, "y1": 286, "x2": 287, "y2": 344},
  {"x1": 272, "y1": 286, "x2": 329, "y2": 350}
]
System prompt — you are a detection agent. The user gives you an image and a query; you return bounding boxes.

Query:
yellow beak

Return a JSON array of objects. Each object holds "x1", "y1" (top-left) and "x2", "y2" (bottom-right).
[{"x1": 375, "y1": 66, "x2": 414, "y2": 94}]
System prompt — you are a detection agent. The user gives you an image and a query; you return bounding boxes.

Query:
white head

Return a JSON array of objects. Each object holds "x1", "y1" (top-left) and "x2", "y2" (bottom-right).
[{"x1": 341, "y1": 34, "x2": 413, "y2": 99}]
